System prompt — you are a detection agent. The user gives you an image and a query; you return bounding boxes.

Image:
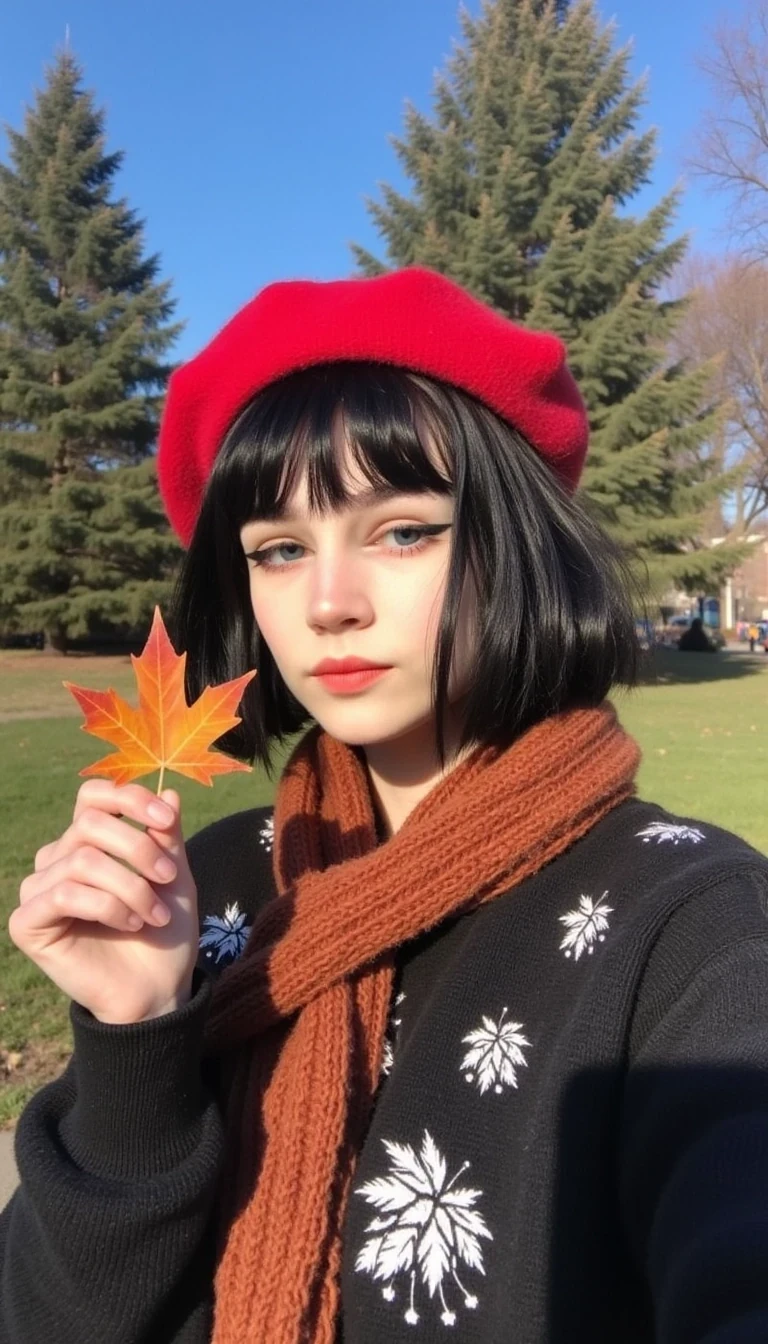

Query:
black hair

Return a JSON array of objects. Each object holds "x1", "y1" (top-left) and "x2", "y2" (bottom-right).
[{"x1": 166, "y1": 361, "x2": 642, "y2": 779}]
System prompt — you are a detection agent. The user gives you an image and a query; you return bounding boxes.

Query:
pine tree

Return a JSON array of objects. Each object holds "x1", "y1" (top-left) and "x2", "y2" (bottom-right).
[
  {"x1": 351, "y1": 0, "x2": 746, "y2": 601},
  {"x1": 0, "y1": 49, "x2": 183, "y2": 652}
]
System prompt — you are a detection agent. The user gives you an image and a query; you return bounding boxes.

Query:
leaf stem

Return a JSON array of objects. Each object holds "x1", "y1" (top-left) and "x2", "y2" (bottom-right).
[{"x1": 157, "y1": 764, "x2": 165, "y2": 796}]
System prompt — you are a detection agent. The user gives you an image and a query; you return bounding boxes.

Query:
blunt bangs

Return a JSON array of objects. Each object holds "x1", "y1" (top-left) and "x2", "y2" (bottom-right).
[
  {"x1": 166, "y1": 361, "x2": 642, "y2": 779},
  {"x1": 208, "y1": 362, "x2": 453, "y2": 531}
]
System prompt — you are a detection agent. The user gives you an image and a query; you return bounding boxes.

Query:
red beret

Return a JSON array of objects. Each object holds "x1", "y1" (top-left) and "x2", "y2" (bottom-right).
[{"x1": 157, "y1": 266, "x2": 589, "y2": 546}]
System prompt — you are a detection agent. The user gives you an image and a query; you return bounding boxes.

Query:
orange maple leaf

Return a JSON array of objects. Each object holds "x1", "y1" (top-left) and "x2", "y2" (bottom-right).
[{"x1": 63, "y1": 606, "x2": 257, "y2": 792}]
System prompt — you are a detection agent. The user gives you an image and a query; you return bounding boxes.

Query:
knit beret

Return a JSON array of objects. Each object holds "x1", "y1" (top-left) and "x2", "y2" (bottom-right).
[{"x1": 157, "y1": 266, "x2": 589, "y2": 546}]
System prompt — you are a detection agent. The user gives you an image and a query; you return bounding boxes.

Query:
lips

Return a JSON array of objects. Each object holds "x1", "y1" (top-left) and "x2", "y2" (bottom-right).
[
  {"x1": 311, "y1": 657, "x2": 391, "y2": 675},
  {"x1": 312, "y1": 664, "x2": 392, "y2": 694}
]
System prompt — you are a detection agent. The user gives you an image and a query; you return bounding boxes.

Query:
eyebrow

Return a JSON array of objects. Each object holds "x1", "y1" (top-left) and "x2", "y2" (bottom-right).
[{"x1": 247, "y1": 484, "x2": 439, "y2": 526}]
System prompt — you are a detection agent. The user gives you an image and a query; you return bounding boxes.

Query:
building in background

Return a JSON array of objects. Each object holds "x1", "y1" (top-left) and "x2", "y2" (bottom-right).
[{"x1": 720, "y1": 532, "x2": 768, "y2": 626}]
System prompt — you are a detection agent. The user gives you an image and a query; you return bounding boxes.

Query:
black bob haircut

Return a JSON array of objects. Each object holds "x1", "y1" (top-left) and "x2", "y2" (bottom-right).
[{"x1": 167, "y1": 361, "x2": 642, "y2": 779}]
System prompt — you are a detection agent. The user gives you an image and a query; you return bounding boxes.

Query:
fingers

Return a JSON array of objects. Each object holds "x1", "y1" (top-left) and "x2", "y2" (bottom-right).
[
  {"x1": 73, "y1": 780, "x2": 175, "y2": 829},
  {"x1": 20, "y1": 781, "x2": 183, "y2": 939},
  {"x1": 35, "y1": 807, "x2": 176, "y2": 885},
  {"x1": 11, "y1": 880, "x2": 155, "y2": 940},
  {"x1": 20, "y1": 844, "x2": 171, "y2": 926},
  {"x1": 34, "y1": 780, "x2": 178, "y2": 876},
  {"x1": 147, "y1": 789, "x2": 185, "y2": 863}
]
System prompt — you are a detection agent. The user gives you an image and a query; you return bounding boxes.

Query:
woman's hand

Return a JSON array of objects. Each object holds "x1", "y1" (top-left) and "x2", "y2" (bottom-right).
[{"x1": 9, "y1": 781, "x2": 200, "y2": 1025}]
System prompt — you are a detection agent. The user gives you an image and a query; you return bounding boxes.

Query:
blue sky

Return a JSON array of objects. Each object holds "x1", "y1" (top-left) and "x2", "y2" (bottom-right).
[{"x1": 2, "y1": 0, "x2": 736, "y2": 362}]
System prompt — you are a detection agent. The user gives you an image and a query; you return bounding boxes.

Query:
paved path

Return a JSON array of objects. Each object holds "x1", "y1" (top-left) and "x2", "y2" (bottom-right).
[{"x1": 0, "y1": 1130, "x2": 18, "y2": 1211}]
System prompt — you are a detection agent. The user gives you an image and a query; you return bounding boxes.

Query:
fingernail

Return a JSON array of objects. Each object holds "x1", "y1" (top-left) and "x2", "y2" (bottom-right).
[
  {"x1": 154, "y1": 857, "x2": 176, "y2": 881},
  {"x1": 151, "y1": 902, "x2": 171, "y2": 926},
  {"x1": 148, "y1": 802, "x2": 174, "y2": 824},
  {"x1": 127, "y1": 914, "x2": 143, "y2": 931}
]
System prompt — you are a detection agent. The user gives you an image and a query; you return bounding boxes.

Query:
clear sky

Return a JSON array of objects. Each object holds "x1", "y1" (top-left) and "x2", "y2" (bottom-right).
[{"x1": 2, "y1": 0, "x2": 737, "y2": 363}]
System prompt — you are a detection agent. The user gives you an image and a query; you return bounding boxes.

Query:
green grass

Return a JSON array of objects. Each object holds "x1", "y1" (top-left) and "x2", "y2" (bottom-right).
[
  {"x1": 0, "y1": 646, "x2": 766, "y2": 1126},
  {"x1": 0, "y1": 722, "x2": 296, "y2": 1126},
  {"x1": 616, "y1": 649, "x2": 768, "y2": 854},
  {"x1": 0, "y1": 649, "x2": 142, "y2": 717}
]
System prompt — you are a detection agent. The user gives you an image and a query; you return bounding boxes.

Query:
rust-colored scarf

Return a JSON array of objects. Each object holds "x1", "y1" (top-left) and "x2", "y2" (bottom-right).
[{"x1": 202, "y1": 702, "x2": 640, "y2": 1343}]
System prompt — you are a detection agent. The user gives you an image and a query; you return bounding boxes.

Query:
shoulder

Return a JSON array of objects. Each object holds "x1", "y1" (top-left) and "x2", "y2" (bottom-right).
[
  {"x1": 574, "y1": 796, "x2": 768, "y2": 902},
  {"x1": 577, "y1": 799, "x2": 768, "y2": 1043},
  {"x1": 572, "y1": 797, "x2": 768, "y2": 945},
  {"x1": 490, "y1": 796, "x2": 768, "y2": 995}
]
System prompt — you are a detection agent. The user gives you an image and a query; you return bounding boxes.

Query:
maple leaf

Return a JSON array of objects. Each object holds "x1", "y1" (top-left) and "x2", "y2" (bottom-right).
[
  {"x1": 354, "y1": 1130, "x2": 492, "y2": 1327},
  {"x1": 558, "y1": 892, "x2": 614, "y2": 961},
  {"x1": 460, "y1": 1008, "x2": 531, "y2": 1094},
  {"x1": 63, "y1": 605, "x2": 257, "y2": 792}
]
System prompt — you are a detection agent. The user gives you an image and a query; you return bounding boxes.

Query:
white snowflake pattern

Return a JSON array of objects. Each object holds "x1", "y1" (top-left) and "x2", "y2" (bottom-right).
[
  {"x1": 636, "y1": 821, "x2": 705, "y2": 846},
  {"x1": 199, "y1": 901, "x2": 251, "y2": 964},
  {"x1": 460, "y1": 1008, "x2": 530, "y2": 1095},
  {"x1": 381, "y1": 991, "x2": 406, "y2": 1078},
  {"x1": 354, "y1": 1129, "x2": 493, "y2": 1327},
  {"x1": 559, "y1": 892, "x2": 613, "y2": 961},
  {"x1": 258, "y1": 813, "x2": 274, "y2": 853}
]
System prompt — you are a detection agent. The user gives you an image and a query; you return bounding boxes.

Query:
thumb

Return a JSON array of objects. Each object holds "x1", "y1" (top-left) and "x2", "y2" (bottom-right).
[{"x1": 150, "y1": 787, "x2": 185, "y2": 860}]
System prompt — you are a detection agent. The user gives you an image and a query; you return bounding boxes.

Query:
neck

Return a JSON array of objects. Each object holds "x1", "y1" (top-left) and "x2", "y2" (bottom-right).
[{"x1": 361, "y1": 709, "x2": 473, "y2": 839}]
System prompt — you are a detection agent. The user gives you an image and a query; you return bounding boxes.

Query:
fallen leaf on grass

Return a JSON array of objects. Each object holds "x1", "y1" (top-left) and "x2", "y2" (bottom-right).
[
  {"x1": 63, "y1": 606, "x2": 257, "y2": 793},
  {"x1": 0, "y1": 1049, "x2": 24, "y2": 1078}
]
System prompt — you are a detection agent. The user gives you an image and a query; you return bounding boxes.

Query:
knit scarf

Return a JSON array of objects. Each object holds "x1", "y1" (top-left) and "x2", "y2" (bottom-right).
[{"x1": 201, "y1": 702, "x2": 640, "y2": 1343}]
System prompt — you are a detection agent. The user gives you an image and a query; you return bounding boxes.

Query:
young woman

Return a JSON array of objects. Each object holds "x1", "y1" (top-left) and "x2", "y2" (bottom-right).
[{"x1": 3, "y1": 267, "x2": 768, "y2": 1344}]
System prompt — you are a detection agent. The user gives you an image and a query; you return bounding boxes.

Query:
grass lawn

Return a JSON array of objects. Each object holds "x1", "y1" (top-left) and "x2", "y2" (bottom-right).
[
  {"x1": 0, "y1": 645, "x2": 766, "y2": 1127},
  {"x1": 616, "y1": 649, "x2": 768, "y2": 852}
]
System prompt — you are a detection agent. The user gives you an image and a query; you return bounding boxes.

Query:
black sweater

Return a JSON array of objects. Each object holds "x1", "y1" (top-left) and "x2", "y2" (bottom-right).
[{"x1": 3, "y1": 797, "x2": 768, "y2": 1343}]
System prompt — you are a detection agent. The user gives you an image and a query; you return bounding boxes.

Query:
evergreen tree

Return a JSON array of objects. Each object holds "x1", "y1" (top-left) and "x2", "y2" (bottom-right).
[
  {"x1": 0, "y1": 457, "x2": 181, "y2": 647},
  {"x1": 352, "y1": 0, "x2": 746, "y2": 600},
  {"x1": 0, "y1": 49, "x2": 183, "y2": 651}
]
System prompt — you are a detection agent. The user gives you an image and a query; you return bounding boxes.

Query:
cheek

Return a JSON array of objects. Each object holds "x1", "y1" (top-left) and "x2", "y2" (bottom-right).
[
  {"x1": 390, "y1": 564, "x2": 444, "y2": 646},
  {"x1": 248, "y1": 585, "x2": 287, "y2": 658},
  {"x1": 411, "y1": 564, "x2": 458, "y2": 673}
]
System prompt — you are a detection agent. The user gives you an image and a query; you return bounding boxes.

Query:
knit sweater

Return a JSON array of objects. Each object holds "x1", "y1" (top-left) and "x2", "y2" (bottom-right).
[{"x1": 2, "y1": 796, "x2": 768, "y2": 1343}]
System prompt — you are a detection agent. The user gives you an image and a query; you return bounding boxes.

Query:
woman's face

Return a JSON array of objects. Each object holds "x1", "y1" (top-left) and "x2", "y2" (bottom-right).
[{"x1": 239, "y1": 437, "x2": 476, "y2": 750}]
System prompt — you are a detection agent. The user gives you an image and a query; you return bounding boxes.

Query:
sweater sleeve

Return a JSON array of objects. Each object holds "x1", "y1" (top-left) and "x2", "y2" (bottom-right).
[
  {"x1": 619, "y1": 866, "x2": 768, "y2": 1343},
  {"x1": 0, "y1": 966, "x2": 225, "y2": 1344},
  {"x1": 0, "y1": 805, "x2": 271, "y2": 1344}
]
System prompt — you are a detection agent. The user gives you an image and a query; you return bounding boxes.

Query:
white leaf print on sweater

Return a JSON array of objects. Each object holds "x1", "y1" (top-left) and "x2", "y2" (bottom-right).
[
  {"x1": 354, "y1": 1130, "x2": 493, "y2": 1327},
  {"x1": 559, "y1": 893, "x2": 613, "y2": 961},
  {"x1": 381, "y1": 992, "x2": 406, "y2": 1078},
  {"x1": 460, "y1": 1008, "x2": 531, "y2": 1094},
  {"x1": 258, "y1": 813, "x2": 274, "y2": 853},
  {"x1": 636, "y1": 820, "x2": 705, "y2": 845}
]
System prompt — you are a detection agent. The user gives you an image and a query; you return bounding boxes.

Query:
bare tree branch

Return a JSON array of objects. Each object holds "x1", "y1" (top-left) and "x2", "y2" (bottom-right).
[
  {"x1": 687, "y1": 0, "x2": 768, "y2": 261},
  {"x1": 669, "y1": 252, "x2": 768, "y2": 533}
]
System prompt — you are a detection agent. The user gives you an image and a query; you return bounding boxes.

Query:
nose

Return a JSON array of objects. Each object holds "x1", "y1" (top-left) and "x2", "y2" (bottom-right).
[{"x1": 306, "y1": 549, "x2": 375, "y2": 633}]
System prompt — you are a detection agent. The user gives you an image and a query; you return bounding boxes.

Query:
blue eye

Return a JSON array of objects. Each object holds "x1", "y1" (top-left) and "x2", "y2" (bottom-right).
[
  {"x1": 389, "y1": 526, "x2": 430, "y2": 550},
  {"x1": 245, "y1": 523, "x2": 450, "y2": 571}
]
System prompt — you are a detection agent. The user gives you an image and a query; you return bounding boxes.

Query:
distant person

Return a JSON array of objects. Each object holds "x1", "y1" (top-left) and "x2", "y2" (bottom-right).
[
  {"x1": 4, "y1": 268, "x2": 768, "y2": 1343},
  {"x1": 749, "y1": 622, "x2": 759, "y2": 652},
  {"x1": 678, "y1": 617, "x2": 716, "y2": 652}
]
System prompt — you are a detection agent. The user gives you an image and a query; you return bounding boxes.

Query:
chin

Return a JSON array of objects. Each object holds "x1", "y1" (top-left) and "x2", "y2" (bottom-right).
[{"x1": 309, "y1": 703, "x2": 434, "y2": 749}]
